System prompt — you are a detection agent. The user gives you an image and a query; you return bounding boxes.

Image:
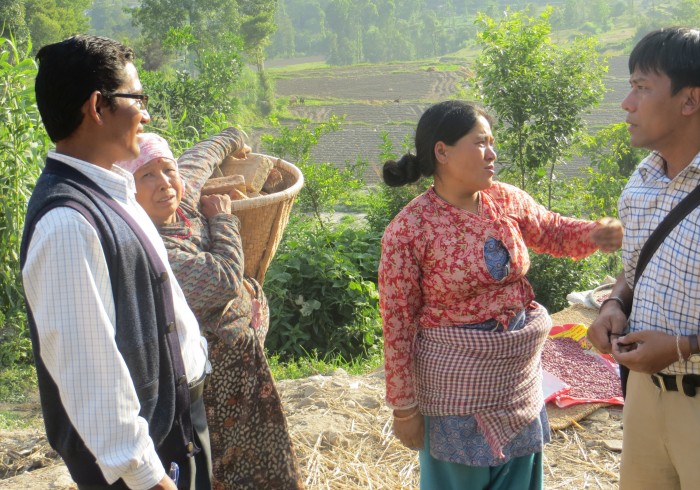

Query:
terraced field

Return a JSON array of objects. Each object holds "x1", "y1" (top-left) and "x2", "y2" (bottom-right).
[
  {"x1": 265, "y1": 56, "x2": 632, "y2": 184},
  {"x1": 275, "y1": 69, "x2": 463, "y2": 102}
]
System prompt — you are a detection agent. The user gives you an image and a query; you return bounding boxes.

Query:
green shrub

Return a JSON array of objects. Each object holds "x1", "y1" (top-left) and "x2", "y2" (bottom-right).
[
  {"x1": 0, "y1": 310, "x2": 32, "y2": 367},
  {"x1": 264, "y1": 218, "x2": 382, "y2": 361},
  {"x1": 527, "y1": 250, "x2": 619, "y2": 314},
  {"x1": 0, "y1": 37, "x2": 50, "y2": 367},
  {"x1": 365, "y1": 130, "x2": 431, "y2": 234}
]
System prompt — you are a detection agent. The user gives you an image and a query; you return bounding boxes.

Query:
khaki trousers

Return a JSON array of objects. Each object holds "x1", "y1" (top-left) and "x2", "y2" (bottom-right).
[{"x1": 620, "y1": 370, "x2": 700, "y2": 490}]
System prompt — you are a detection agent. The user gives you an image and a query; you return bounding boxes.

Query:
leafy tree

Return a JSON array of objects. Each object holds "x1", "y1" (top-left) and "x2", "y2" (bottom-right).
[
  {"x1": 24, "y1": 0, "x2": 91, "y2": 51},
  {"x1": 1, "y1": 0, "x2": 90, "y2": 52},
  {"x1": 0, "y1": 0, "x2": 30, "y2": 51},
  {"x1": 576, "y1": 122, "x2": 645, "y2": 219},
  {"x1": 670, "y1": 0, "x2": 700, "y2": 25},
  {"x1": 88, "y1": 0, "x2": 139, "y2": 42},
  {"x1": 269, "y1": 4, "x2": 295, "y2": 58},
  {"x1": 239, "y1": 0, "x2": 278, "y2": 72},
  {"x1": 132, "y1": 0, "x2": 249, "y2": 65},
  {"x1": 473, "y1": 7, "x2": 606, "y2": 207},
  {"x1": 260, "y1": 116, "x2": 367, "y2": 227}
]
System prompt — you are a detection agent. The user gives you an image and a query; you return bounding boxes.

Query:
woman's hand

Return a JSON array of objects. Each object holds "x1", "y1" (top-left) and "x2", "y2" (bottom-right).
[
  {"x1": 589, "y1": 217, "x2": 623, "y2": 252},
  {"x1": 392, "y1": 408, "x2": 424, "y2": 451},
  {"x1": 231, "y1": 144, "x2": 252, "y2": 159},
  {"x1": 200, "y1": 193, "x2": 232, "y2": 219}
]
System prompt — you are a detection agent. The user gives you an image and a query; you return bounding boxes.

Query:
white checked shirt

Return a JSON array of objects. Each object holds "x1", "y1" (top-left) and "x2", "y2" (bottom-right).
[
  {"x1": 22, "y1": 152, "x2": 208, "y2": 489},
  {"x1": 621, "y1": 150, "x2": 700, "y2": 375}
]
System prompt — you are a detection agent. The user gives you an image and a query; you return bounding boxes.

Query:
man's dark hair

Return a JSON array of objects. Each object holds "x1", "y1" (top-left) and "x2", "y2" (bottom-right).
[
  {"x1": 35, "y1": 35, "x2": 135, "y2": 142},
  {"x1": 629, "y1": 27, "x2": 700, "y2": 95}
]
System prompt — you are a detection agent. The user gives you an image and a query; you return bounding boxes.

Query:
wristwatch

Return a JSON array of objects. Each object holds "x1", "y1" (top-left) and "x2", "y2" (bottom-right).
[{"x1": 687, "y1": 335, "x2": 700, "y2": 363}]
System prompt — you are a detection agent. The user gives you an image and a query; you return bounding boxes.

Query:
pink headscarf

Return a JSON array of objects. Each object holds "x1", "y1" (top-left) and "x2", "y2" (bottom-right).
[{"x1": 115, "y1": 133, "x2": 176, "y2": 173}]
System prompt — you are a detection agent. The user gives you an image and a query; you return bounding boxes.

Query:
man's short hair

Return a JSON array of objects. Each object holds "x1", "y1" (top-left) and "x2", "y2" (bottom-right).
[
  {"x1": 35, "y1": 35, "x2": 135, "y2": 142},
  {"x1": 629, "y1": 27, "x2": 700, "y2": 95}
]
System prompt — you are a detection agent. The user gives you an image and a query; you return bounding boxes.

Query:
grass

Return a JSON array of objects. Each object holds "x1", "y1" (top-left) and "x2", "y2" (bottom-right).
[
  {"x1": 0, "y1": 409, "x2": 43, "y2": 431},
  {"x1": 0, "y1": 364, "x2": 42, "y2": 431},
  {"x1": 267, "y1": 61, "x2": 332, "y2": 73},
  {"x1": 0, "y1": 364, "x2": 36, "y2": 404},
  {"x1": 267, "y1": 350, "x2": 383, "y2": 381}
]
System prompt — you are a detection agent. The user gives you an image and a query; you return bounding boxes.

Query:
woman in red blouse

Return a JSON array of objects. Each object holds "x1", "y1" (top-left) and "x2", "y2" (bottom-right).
[{"x1": 378, "y1": 101, "x2": 622, "y2": 489}]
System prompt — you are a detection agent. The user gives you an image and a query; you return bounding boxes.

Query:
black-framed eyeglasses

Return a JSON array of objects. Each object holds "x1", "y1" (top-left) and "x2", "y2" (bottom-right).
[{"x1": 106, "y1": 93, "x2": 149, "y2": 111}]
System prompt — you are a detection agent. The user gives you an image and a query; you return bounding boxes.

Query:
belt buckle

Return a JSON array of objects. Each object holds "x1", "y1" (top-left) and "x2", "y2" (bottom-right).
[{"x1": 652, "y1": 373, "x2": 668, "y2": 392}]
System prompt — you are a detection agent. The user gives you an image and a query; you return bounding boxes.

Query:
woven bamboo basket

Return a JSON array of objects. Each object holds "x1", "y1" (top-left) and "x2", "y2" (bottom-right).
[{"x1": 216, "y1": 153, "x2": 303, "y2": 285}]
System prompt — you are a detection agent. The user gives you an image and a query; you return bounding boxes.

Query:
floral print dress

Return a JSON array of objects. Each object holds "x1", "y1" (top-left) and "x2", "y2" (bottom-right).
[{"x1": 160, "y1": 128, "x2": 303, "y2": 490}]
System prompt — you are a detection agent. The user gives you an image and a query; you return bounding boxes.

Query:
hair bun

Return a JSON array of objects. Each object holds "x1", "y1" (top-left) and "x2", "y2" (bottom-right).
[{"x1": 382, "y1": 153, "x2": 421, "y2": 187}]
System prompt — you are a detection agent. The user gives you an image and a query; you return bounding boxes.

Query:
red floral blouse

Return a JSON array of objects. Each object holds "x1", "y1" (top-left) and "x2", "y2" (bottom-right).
[{"x1": 378, "y1": 184, "x2": 599, "y2": 409}]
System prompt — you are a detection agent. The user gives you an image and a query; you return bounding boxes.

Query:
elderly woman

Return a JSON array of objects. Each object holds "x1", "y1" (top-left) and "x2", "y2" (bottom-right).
[
  {"x1": 117, "y1": 130, "x2": 303, "y2": 490},
  {"x1": 379, "y1": 100, "x2": 623, "y2": 490}
]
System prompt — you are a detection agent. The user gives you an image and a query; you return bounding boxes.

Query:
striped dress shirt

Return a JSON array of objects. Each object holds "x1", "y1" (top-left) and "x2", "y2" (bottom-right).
[
  {"x1": 22, "y1": 151, "x2": 207, "y2": 489},
  {"x1": 621, "y1": 150, "x2": 700, "y2": 375}
]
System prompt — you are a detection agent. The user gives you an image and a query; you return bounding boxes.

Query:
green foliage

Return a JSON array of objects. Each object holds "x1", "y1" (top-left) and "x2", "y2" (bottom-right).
[
  {"x1": 0, "y1": 37, "x2": 49, "y2": 367},
  {"x1": 670, "y1": 0, "x2": 700, "y2": 25},
  {"x1": 0, "y1": 0, "x2": 30, "y2": 52},
  {"x1": 473, "y1": 7, "x2": 606, "y2": 205},
  {"x1": 132, "y1": 0, "x2": 236, "y2": 56},
  {"x1": 87, "y1": 0, "x2": 139, "y2": 42},
  {"x1": 0, "y1": 363, "x2": 36, "y2": 405},
  {"x1": 527, "y1": 251, "x2": 619, "y2": 314},
  {"x1": 269, "y1": 0, "x2": 477, "y2": 64},
  {"x1": 574, "y1": 122, "x2": 645, "y2": 219},
  {"x1": 139, "y1": 45, "x2": 244, "y2": 139},
  {"x1": 365, "y1": 130, "x2": 431, "y2": 234},
  {"x1": 23, "y1": 0, "x2": 92, "y2": 52},
  {"x1": 261, "y1": 116, "x2": 368, "y2": 226},
  {"x1": 260, "y1": 116, "x2": 382, "y2": 361},
  {"x1": 264, "y1": 219, "x2": 382, "y2": 361}
]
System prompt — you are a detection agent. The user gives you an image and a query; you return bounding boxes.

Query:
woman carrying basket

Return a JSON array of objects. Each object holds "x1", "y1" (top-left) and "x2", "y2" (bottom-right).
[
  {"x1": 378, "y1": 100, "x2": 623, "y2": 489},
  {"x1": 116, "y1": 129, "x2": 303, "y2": 490}
]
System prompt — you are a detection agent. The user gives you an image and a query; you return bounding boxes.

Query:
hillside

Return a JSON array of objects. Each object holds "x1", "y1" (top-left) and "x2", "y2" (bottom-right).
[{"x1": 257, "y1": 55, "x2": 631, "y2": 185}]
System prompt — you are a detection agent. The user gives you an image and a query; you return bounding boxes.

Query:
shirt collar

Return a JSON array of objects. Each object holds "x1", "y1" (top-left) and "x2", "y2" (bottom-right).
[
  {"x1": 48, "y1": 151, "x2": 136, "y2": 204},
  {"x1": 638, "y1": 150, "x2": 700, "y2": 184}
]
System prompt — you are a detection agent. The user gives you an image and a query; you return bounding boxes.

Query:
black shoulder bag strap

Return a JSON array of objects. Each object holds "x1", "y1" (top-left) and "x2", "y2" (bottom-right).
[
  {"x1": 619, "y1": 184, "x2": 700, "y2": 397},
  {"x1": 633, "y1": 184, "x2": 700, "y2": 287}
]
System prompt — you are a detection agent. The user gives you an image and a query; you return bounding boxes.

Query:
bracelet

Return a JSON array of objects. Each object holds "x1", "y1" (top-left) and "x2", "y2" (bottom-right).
[
  {"x1": 676, "y1": 334, "x2": 685, "y2": 364},
  {"x1": 600, "y1": 296, "x2": 628, "y2": 315},
  {"x1": 393, "y1": 408, "x2": 420, "y2": 422}
]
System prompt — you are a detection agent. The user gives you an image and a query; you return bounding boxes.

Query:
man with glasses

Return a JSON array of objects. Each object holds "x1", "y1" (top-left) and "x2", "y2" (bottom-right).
[{"x1": 21, "y1": 35, "x2": 212, "y2": 490}]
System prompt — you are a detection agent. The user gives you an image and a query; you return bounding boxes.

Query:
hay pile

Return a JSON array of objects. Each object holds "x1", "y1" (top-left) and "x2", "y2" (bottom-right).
[
  {"x1": 1, "y1": 304, "x2": 623, "y2": 489},
  {"x1": 278, "y1": 365, "x2": 622, "y2": 490},
  {"x1": 278, "y1": 369, "x2": 420, "y2": 488},
  {"x1": 0, "y1": 429, "x2": 58, "y2": 480}
]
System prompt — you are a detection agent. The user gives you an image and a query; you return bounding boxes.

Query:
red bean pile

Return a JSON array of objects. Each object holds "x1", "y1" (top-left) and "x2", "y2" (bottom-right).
[{"x1": 541, "y1": 337, "x2": 623, "y2": 400}]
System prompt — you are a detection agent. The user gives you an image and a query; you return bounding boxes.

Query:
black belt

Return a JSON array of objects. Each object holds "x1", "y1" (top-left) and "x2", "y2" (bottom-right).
[{"x1": 651, "y1": 373, "x2": 700, "y2": 397}]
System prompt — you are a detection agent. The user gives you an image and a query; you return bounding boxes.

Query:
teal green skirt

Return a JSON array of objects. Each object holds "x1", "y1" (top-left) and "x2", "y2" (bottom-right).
[{"x1": 419, "y1": 419, "x2": 544, "y2": 490}]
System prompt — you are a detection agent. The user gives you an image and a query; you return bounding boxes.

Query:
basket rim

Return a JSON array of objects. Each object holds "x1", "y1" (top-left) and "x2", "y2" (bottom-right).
[{"x1": 229, "y1": 154, "x2": 304, "y2": 211}]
